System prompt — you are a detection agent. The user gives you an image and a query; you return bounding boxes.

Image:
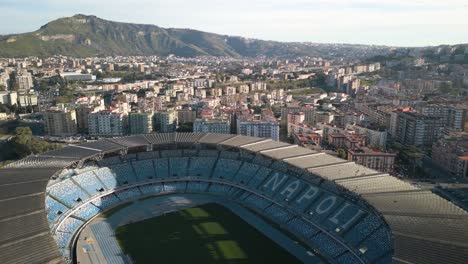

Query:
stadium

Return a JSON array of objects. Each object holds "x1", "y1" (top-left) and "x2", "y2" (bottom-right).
[{"x1": 0, "y1": 133, "x2": 467, "y2": 264}]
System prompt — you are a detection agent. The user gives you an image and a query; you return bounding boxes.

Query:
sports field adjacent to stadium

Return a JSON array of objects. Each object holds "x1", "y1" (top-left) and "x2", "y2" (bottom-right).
[{"x1": 115, "y1": 203, "x2": 301, "y2": 263}]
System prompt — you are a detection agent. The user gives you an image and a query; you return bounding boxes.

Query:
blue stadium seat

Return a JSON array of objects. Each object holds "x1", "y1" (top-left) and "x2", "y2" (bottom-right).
[
  {"x1": 73, "y1": 202, "x2": 101, "y2": 220},
  {"x1": 169, "y1": 157, "x2": 189, "y2": 177},
  {"x1": 154, "y1": 158, "x2": 169, "y2": 178},
  {"x1": 358, "y1": 227, "x2": 391, "y2": 261},
  {"x1": 54, "y1": 231, "x2": 72, "y2": 248},
  {"x1": 219, "y1": 150, "x2": 239, "y2": 160},
  {"x1": 186, "y1": 182, "x2": 209, "y2": 193},
  {"x1": 198, "y1": 150, "x2": 219, "y2": 157},
  {"x1": 163, "y1": 182, "x2": 187, "y2": 193},
  {"x1": 287, "y1": 217, "x2": 320, "y2": 239},
  {"x1": 91, "y1": 194, "x2": 121, "y2": 210},
  {"x1": 139, "y1": 184, "x2": 164, "y2": 195},
  {"x1": 115, "y1": 187, "x2": 142, "y2": 201},
  {"x1": 208, "y1": 183, "x2": 232, "y2": 194},
  {"x1": 264, "y1": 204, "x2": 294, "y2": 224},
  {"x1": 335, "y1": 252, "x2": 361, "y2": 264},
  {"x1": 48, "y1": 179, "x2": 90, "y2": 207},
  {"x1": 233, "y1": 162, "x2": 260, "y2": 184},
  {"x1": 246, "y1": 167, "x2": 272, "y2": 189},
  {"x1": 57, "y1": 217, "x2": 84, "y2": 234},
  {"x1": 93, "y1": 167, "x2": 119, "y2": 190},
  {"x1": 343, "y1": 214, "x2": 382, "y2": 246},
  {"x1": 160, "y1": 150, "x2": 182, "y2": 158},
  {"x1": 45, "y1": 195, "x2": 69, "y2": 222},
  {"x1": 212, "y1": 159, "x2": 242, "y2": 180},
  {"x1": 188, "y1": 157, "x2": 217, "y2": 178},
  {"x1": 73, "y1": 171, "x2": 105, "y2": 197},
  {"x1": 243, "y1": 194, "x2": 272, "y2": 211},
  {"x1": 132, "y1": 160, "x2": 155, "y2": 180},
  {"x1": 310, "y1": 232, "x2": 347, "y2": 258},
  {"x1": 110, "y1": 163, "x2": 138, "y2": 184}
]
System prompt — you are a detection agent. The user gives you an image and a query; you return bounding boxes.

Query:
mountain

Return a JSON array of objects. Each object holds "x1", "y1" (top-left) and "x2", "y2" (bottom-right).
[{"x1": 0, "y1": 14, "x2": 390, "y2": 58}]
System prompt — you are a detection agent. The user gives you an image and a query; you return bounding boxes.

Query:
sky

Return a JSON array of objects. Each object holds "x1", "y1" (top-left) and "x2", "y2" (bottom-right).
[{"x1": 1, "y1": 0, "x2": 468, "y2": 47}]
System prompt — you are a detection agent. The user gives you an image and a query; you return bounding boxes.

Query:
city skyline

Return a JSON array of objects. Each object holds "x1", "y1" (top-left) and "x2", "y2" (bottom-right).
[{"x1": 1, "y1": 0, "x2": 468, "y2": 47}]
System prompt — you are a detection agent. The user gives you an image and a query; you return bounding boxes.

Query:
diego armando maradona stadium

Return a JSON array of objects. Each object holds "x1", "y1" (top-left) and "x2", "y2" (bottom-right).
[{"x1": 1, "y1": 133, "x2": 468, "y2": 264}]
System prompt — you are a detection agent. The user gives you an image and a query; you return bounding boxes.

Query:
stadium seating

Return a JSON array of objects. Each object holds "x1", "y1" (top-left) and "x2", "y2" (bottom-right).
[
  {"x1": 188, "y1": 157, "x2": 216, "y2": 178},
  {"x1": 186, "y1": 182, "x2": 209, "y2": 193},
  {"x1": 287, "y1": 218, "x2": 320, "y2": 239},
  {"x1": 208, "y1": 183, "x2": 232, "y2": 194},
  {"x1": 57, "y1": 217, "x2": 84, "y2": 234},
  {"x1": 270, "y1": 160, "x2": 289, "y2": 172},
  {"x1": 47, "y1": 179, "x2": 89, "y2": 207},
  {"x1": 110, "y1": 163, "x2": 137, "y2": 184},
  {"x1": 335, "y1": 252, "x2": 361, "y2": 264},
  {"x1": 97, "y1": 156, "x2": 121, "y2": 167},
  {"x1": 310, "y1": 232, "x2": 347, "y2": 258},
  {"x1": 168, "y1": 157, "x2": 189, "y2": 177},
  {"x1": 154, "y1": 158, "x2": 169, "y2": 178},
  {"x1": 73, "y1": 171, "x2": 105, "y2": 197},
  {"x1": 132, "y1": 160, "x2": 156, "y2": 181},
  {"x1": 246, "y1": 167, "x2": 271, "y2": 189},
  {"x1": 93, "y1": 167, "x2": 119, "y2": 190},
  {"x1": 198, "y1": 150, "x2": 219, "y2": 157},
  {"x1": 357, "y1": 227, "x2": 391, "y2": 261},
  {"x1": 264, "y1": 204, "x2": 294, "y2": 223},
  {"x1": 213, "y1": 159, "x2": 242, "y2": 180},
  {"x1": 163, "y1": 182, "x2": 187, "y2": 193},
  {"x1": 139, "y1": 184, "x2": 164, "y2": 195},
  {"x1": 115, "y1": 187, "x2": 142, "y2": 201},
  {"x1": 137, "y1": 151, "x2": 157, "y2": 160},
  {"x1": 219, "y1": 150, "x2": 239, "y2": 160},
  {"x1": 243, "y1": 194, "x2": 272, "y2": 210},
  {"x1": 233, "y1": 162, "x2": 260, "y2": 184},
  {"x1": 252, "y1": 155, "x2": 272, "y2": 167},
  {"x1": 160, "y1": 150, "x2": 182, "y2": 158},
  {"x1": 45, "y1": 196, "x2": 69, "y2": 221},
  {"x1": 54, "y1": 231, "x2": 72, "y2": 249},
  {"x1": 344, "y1": 214, "x2": 381, "y2": 246},
  {"x1": 73, "y1": 202, "x2": 101, "y2": 220},
  {"x1": 91, "y1": 194, "x2": 121, "y2": 210},
  {"x1": 239, "y1": 151, "x2": 255, "y2": 162}
]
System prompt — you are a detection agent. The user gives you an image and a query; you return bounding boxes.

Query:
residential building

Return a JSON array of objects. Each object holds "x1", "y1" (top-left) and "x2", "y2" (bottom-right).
[
  {"x1": 348, "y1": 147, "x2": 396, "y2": 174},
  {"x1": 193, "y1": 118, "x2": 230, "y2": 134},
  {"x1": 129, "y1": 112, "x2": 153, "y2": 134},
  {"x1": 177, "y1": 109, "x2": 197, "y2": 125},
  {"x1": 154, "y1": 110, "x2": 178, "y2": 133},
  {"x1": 43, "y1": 107, "x2": 77, "y2": 136},
  {"x1": 395, "y1": 112, "x2": 445, "y2": 147},
  {"x1": 432, "y1": 133, "x2": 468, "y2": 178},
  {"x1": 88, "y1": 110, "x2": 126, "y2": 136},
  {"x1": 237, "y1": 120, "x2": 280, "y2": 141},
  {"x1": 15, "y1": 72, "x2": 33, "y2": 90}
]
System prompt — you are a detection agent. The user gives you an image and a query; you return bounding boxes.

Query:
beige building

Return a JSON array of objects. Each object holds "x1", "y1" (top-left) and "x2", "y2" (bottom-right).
[
  {"x1": 177, "y1": 110, "x2": 197, "y2": 125},
  {"x1": 129, "y1": 112, "x2": 153, "y2": 134},
  {"x1": 348, "y1": 147, "x2": 396, "y2": 174},
  {"x1": 15, "y1": 73, "x2": 33, "y2": 90},
  {"x1": 43, "y1": 107, "x2": 77, "y2": 136}
]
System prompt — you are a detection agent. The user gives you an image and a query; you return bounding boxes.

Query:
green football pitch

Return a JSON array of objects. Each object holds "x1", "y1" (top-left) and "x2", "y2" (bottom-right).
[{"x1": 115, "y1": 203, "x2": 301, "y2": 263}]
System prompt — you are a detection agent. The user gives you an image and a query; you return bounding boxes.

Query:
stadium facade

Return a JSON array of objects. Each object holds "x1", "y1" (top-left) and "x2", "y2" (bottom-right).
[{"x1": 0, "y1": 133, "x2": 467, "y2": 264}]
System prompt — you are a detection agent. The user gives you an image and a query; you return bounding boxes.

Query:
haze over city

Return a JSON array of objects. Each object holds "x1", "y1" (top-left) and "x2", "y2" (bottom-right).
[{"x1": 1, "y1": 0, "x2": 468, "y2": 46}]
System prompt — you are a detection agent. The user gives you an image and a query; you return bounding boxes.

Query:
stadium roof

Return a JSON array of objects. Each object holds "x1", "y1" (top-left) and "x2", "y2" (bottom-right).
[{"x1": 1, "y1": 133, "x2": 468, "y2": 264}]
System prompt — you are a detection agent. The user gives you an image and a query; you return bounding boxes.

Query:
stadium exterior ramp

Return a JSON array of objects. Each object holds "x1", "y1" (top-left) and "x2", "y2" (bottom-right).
[{"x1": 0, "y1": 133, "x2": 467, "y2": 264}]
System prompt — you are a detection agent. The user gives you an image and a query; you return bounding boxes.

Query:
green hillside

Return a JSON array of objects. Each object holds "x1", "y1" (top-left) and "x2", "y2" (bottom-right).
[{"x1": 0, "y1": 14, "x2": 390, "y2": 58}]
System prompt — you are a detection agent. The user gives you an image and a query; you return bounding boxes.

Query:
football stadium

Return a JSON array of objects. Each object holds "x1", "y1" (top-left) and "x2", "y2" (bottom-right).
[{"x1": 1, "y1": 133, "x2": 468, "y2": 264}]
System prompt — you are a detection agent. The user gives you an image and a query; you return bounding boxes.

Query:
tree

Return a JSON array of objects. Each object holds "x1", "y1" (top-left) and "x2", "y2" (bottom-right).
[
  {"x1": 0, "y1": 84, "x2": 6, "y2": 91},
  {"x1": 337, "y1": 148, "x2": 347, "y2": 159}
]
